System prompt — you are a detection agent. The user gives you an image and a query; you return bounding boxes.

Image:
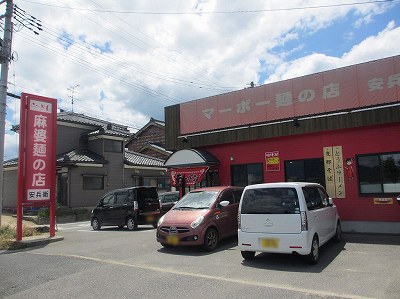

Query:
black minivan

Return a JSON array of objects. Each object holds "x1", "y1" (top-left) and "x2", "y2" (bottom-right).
[{"x1": 91, "y1": 186, "x2": 161, "y2": 230}]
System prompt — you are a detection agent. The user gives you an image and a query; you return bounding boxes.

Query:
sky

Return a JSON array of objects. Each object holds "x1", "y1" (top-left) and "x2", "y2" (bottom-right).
[{"x1": 2, "y1": 0, "x2": 400, "y2": 160}]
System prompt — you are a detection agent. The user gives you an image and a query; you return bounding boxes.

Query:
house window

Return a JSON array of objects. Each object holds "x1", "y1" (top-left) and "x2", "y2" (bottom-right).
[
  {"x1": 157, "y1": 177, "x2": 170, "y2": 189},
  {"x1": 104, "y1": 139, "x2": 123, "y2": 153},
  {"x1": 143, "y1": 177, "x2": 157, "y2": 186},
  {"x1": 231, "y1": 163, "x2": 263, "y2": 187},
  {"x1": 83, "y1": 175, "x2": 104, "y2": 190},
  {"x1": 285, "y1": 158, "x2": 325, "y2": 187},
  {"x1": 132, "y1": 176, "x2": 142, "y2": 186},
  {"x1": 357, "y1": 152, "x2": 400, "y2": 194}
]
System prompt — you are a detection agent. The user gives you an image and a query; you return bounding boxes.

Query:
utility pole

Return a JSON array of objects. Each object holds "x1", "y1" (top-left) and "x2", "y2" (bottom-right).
[{"x1": 0, "y1": 0, "x2": 13, "y2": 227}]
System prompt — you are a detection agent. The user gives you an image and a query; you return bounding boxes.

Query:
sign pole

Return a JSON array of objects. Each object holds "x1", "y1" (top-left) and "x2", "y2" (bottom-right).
[{"x1": 16, "y1": 94, "x2": 27, "y2": 241}]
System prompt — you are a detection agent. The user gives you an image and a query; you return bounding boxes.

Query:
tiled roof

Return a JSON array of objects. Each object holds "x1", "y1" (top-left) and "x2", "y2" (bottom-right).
[
  {"x1": 124, "y1": 149, "x2": 165, "y2": 167},
  {"x1": 58, "y1": 112, "x2": 132, "y2": 138},
  {"x1": 134, "y1": 117, "x2": 165, "y2": 137},
  {"x1": 13, "y1": 112, "x2": 133, "y2": 138},
  {"x1": 140, "y1": 142, "x2": 172, "y2": 154},
  {"x1": 87, "y1": 127, "x2": 132, "y2": 138},
  {"x1": 57, "y1": 149, "x2": 106, "y2": 164},
  {"x1": 3, "y1": 158, "x2": 18, "y2": 168},
  {"x1": 5, "y1": 149, "x2": 166, "y2": 168}
]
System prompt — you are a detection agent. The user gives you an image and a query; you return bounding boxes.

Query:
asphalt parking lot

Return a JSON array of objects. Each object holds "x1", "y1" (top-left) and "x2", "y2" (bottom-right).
[{"x1": 1, "y1": 223, "x2": 400, "y2": 299}]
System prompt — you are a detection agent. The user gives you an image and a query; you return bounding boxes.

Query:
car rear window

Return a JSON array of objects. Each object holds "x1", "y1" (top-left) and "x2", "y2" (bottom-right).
[
  {"x1": 241, "y1": 187, "x2": 300, "y2": 214},
  {"x1": 163, "y1": 194, "x2": 178, "y2": 203},
  {"x1": 138, "y1": 187, "x2": 159, "y2": 203}
]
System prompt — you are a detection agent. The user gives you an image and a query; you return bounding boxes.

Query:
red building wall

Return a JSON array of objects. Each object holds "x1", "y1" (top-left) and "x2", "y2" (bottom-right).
[{"x1": 206, "y1": 122, "x2": 400, "y2": 222}]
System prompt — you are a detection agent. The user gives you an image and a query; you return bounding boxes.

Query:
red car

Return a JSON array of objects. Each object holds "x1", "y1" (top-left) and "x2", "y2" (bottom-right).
[{"x1": 156, "y1": 186, "x2": 244, "y2": 251}]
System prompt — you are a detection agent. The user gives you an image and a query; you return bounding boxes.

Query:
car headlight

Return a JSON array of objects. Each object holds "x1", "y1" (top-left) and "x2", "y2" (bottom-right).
[
  {"x1": 157, "y1": 215, "x2": 165, "y2": 227},
  {"x1": 190, "y1": 216, "x2": 204, "y2": 229}
]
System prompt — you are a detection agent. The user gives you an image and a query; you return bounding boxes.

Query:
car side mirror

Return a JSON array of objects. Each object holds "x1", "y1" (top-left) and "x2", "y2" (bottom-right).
[
  {"x1": 219, "y1": 200, "x2": 230, "y2": 207},
  {"x1": 397, "y1": 195, "x2": 400, "y2": 205},
  {"x1": 328, "y1": 197, "x2": 334, "y2": 206}
]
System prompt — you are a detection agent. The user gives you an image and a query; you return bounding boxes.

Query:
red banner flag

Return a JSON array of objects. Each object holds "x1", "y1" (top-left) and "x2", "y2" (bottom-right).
[{"x1": 170, "y1": 167, "x2": 209, "y2": 186}]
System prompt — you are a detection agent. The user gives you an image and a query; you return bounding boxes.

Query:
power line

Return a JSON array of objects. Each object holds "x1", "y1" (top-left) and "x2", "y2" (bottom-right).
[
  {"x1": 4, "y1": 86, "x2": 145, "y2": 131},
  {"x1": 14, "y1": 4, "x2": 238, "y2": 99},
  {"x1": 86, "y1": 0, "x2": 235, "y2": 90},
  {"x1": 19, "y1": 0, "x2": 399, "y2": 14},
  {"x1": 54, "y1": 0, "x2": 237, "y2": 92},
  {"x1": 16, "y1": 30, "x2": 181, "y2": 104},
  {"x1": 13, "y1": 4, "x2": 42, "y2": 35}
]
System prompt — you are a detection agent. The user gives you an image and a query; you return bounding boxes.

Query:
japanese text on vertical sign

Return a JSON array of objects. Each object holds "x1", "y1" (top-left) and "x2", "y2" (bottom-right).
[
  {"x1": 20, "y1": 96, "x2": 56, "y2": 202},
  {"x1": 28, "y1": 101, "x2": 52, "y2": 200},
  {"x1": 323, "y1": 146, "x2": 345, "y2": 199}
]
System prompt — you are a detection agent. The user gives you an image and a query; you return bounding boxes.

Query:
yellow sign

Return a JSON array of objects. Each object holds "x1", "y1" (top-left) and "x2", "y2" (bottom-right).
[
  {"x1": 267, "y1": 157, "x2": 279, "y2": 164},
  {"x1": 373, "y1": 198, "x2": 393, "y2": 205},
  {"x1": 333, "y1": 146, "x2": 345, "y2": 198},
  {"x1": 265, "y1": 151, "x2": 280, "y2": 171}
]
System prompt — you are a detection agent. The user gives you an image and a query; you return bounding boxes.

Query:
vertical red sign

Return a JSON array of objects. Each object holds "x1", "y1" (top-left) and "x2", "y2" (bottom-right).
[{"x1": 18, "y1": 93, "x2": 57, "y2": 204}]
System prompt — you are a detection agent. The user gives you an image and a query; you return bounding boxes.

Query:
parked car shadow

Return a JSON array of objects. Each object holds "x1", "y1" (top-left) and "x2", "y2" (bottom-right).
[
  {"x1": 98, "y1": 225, "x2": 155, "y2": 232},
  {"x1": 240, "y1": 238, "x2": 346, "y2": 273},
  {"x1": 343, "y1": 233, "x2": 400, "y2": 245},
  {"x1": 157, "y1": 235, "x2": 238, "y2": 256}
]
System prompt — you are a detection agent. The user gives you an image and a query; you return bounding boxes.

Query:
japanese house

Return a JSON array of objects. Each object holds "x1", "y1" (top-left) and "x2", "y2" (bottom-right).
[{"x1": 3, "y1": 112, "x2": 170, "y2": 209}]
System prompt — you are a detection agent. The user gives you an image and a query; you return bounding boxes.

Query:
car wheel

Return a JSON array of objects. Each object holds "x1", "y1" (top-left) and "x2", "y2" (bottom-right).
[
  {"x1": 334, "y1": 220, "x2": 342, "y2": 242},
  {"x1": 203, "y1": 228, "x2": 218, "y2": 251},
  {"x1": 91, "y1": 218, "x2": 101, "y2": 230},
  {"x1": 241, "y1": 251, "x2": 256, "y2": 260},
  {"x1": 307, "y1": 235, "x2": 319, "y2": 265},
  {"x1": 126, "y1": 216, "x2": 138, "y2": 231}
]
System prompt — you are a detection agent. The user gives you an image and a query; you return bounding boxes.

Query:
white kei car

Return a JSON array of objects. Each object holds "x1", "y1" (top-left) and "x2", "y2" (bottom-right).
[{"x1": 238, "y1": 182, "x2": 341, "y2": 264}]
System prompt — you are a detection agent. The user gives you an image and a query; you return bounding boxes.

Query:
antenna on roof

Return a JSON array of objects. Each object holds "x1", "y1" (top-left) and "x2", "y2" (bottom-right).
[{"x1": 67, "y1": 84, "x2": 79, "y2": 112}]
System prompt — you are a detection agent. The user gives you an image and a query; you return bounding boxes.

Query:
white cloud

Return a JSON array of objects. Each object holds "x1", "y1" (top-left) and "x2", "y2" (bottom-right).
[
  {"x1": 264, "y1": 21, "x2": 400, "y2": 83},
  {"x1": 4, "y1": 132, "x2": 18, "y2": 161}
]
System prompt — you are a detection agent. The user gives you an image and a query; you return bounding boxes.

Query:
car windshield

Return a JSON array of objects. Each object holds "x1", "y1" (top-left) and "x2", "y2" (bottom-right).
[{"x1": 174, "y1": 191, "x2": 218, "y2": 210}]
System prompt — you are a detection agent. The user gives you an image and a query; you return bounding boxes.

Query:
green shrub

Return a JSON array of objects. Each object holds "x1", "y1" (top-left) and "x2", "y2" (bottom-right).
[
  {"x1": 73, "y1": 208, "x2": 89, "y2": 215},
  {"x1": 0, "y1": 224, "x2": 42, "y2": 250},
  {"x1": 37, "y1": 206, "x2": 89, "y2": 218},
  {"x1": 56, "y1": 206, "x2": 75, "y2": 216},
  {"x1": 0, "y1": 225, "x2": 15, "y2": 241},
  {"x1": 38, "y1": 208, "x2": 49, "y2": 218}
]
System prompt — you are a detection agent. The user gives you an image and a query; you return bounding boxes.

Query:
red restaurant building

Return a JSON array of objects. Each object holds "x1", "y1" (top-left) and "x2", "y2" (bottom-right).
[{"x1": 164, "y1": 55, "x2": 400, "y2": 234}]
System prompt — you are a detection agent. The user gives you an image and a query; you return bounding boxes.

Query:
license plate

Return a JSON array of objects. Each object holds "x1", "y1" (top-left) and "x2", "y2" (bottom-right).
[
  {"x1": 260, "y1": 238, "x2": 279, "y2": 248},
  {"x1": 166, "y1": 235, "x2": 179, "y2": 245}
]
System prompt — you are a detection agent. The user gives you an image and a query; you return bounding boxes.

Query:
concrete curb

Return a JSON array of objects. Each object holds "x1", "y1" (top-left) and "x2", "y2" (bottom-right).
[
  {"x1": 18, "y1": 235, "x2": 64, "y2": 247},
  {"x1": 0, "y1": 235, "x2": 64, "y2": 251}
]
